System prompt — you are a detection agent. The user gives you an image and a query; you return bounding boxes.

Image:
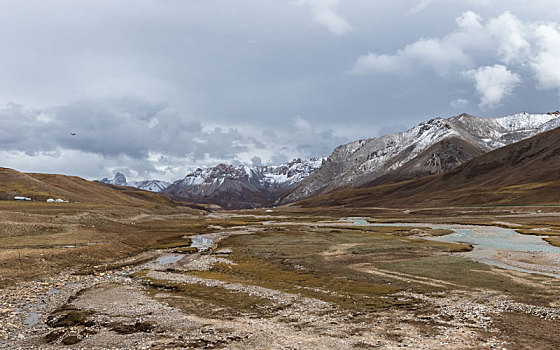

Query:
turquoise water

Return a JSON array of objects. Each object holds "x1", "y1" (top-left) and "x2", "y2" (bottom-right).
[
  {"x1": 435, "y1": 227, "x2": 560, "y2": 253},
  {"x1": 190, "y1": 235, "x2": 214, "y2": 251},
  {"x1": 156, "y1": 254, "x2": 186, "y2": 264},
  {"x1": 24, "y1": 312, "x2": 41, "y2": 326},
  {"x1": 342, "y1": 217, "x2": 560, "y2": 278}
]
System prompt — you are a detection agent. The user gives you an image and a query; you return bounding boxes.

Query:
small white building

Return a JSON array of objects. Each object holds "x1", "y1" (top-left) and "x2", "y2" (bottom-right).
[
  {"x1": 47, "y1": 198, "x2": 55, "y2": 202},
  {"x1": 14, "y1": 196, "x2": 31, "y2": 201}
]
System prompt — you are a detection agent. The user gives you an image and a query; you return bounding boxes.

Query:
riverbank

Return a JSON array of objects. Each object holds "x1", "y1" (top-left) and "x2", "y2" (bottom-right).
[{"x1": 3, "y1": 207, "x2": 560, "y2": 348}]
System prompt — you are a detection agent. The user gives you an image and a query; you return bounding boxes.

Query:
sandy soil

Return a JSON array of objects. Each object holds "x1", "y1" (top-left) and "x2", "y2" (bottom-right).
[{"x1": 495, "y1": 250, "x2": 560, "y2": 275}]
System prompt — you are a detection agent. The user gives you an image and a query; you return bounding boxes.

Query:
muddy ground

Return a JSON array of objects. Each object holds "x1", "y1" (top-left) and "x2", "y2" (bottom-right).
[{"x1": 2, "y1": 204, "x2": 560, "y2": 349}]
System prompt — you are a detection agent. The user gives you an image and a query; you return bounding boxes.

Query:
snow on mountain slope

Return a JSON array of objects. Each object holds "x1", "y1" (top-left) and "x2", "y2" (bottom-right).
[
  {"x1": 280, "y1": 112, "x2": 560, "y2": 204},
  {"x1": 495, "y1": 112, "x2": 558, "y2": 131},
  {"x1": 100, "y1": 173, "x2": 170, "y2": 193},
  {"x1": 164, "y1": 158, "x2": 324, "y2": 209},
  {"x1": 101, "y1": 172, "x2": 128, "y2": 187},
  {"x1": 132, "y1": 180, "x2": 171, "y2": 192}
]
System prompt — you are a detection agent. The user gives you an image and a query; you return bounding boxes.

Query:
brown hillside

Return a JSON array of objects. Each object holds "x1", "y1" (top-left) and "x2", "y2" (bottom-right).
[
  {"x1": 0, "y1": 167, "x2": 202, "y2": 208},
  {"x1": 297, "y1": 127, "x2": 560, "y2": 208}
]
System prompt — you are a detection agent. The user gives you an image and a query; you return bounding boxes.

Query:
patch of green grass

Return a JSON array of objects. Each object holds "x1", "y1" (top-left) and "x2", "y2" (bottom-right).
[
  {"x1": 141, "y1": 276, "x2": 272, "y2": 318},
  {"x1": 149, "y1": 236, "x2": 192, "y2": 249},
  {"x1": 192, "y1": 254, "x2": 399, "y2": 311},
  {"x1": 375, "y1": 255, "x2": 557, "y2": 302},
  {"x1": 187, "y1": 227, "x2": 475, "y2": 311}
]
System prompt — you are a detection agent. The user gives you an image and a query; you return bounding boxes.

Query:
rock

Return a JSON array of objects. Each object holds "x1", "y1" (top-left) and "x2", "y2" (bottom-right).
[
  {"x1": 46, "y1": 310, "x2": 92, "y2": 328},
  {"x1": 214, "y1": 248, "x2": 233, "y2": 256},
  {"x1": 62, "y1": 335, "x2": 81, "y2": 345},
  {"x1": 45, "y1": 329, "x2": 66, "y2": 343}
]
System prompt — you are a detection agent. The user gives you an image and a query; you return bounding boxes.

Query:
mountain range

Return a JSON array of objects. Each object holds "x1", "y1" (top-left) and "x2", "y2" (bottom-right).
[
  {"x1": 297, "y1": 122, "x2": 560, "y2": 208},
  {"x1": 97, "y1": 111, "x2": 560, "y2": 209},
  {"x1": 99, "y1": 158, "x2": 324, "y2": 209},
  {"x1": 279, "y1": 112, "x2": 560, "y2": 204},
  {"x1": 100, "y1": 173, "x2": 171, "y2": 193},
  {"x1": 164, "y1": 158, "x2": 324, "y2": 209}
]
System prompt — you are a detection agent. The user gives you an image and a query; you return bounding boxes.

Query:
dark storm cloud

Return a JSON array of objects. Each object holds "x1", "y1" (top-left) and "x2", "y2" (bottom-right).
[
  {"x1": 1, "y1": 0, "x2": 559, "y2": 180},
  {"x1": 0, "y1": 97, "x2": 256, "y2": 161}
]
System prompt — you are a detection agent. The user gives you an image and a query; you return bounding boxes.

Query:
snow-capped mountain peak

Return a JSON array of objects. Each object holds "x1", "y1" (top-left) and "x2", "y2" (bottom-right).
[
  {"x1": 494, "y1": 112, "x2": 558, "y2": 132},
  {"x1": 281, "y1": 112, "x2": 560, "y2": 204},
  {"x1": 100, "y1": 173, "x2": 170, "y2": 193},
  {"x1": 164, "y1": 158, "x2": 324, "y2": 209}
]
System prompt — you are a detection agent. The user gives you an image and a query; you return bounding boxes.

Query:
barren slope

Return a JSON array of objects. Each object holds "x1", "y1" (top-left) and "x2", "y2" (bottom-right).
[
  {"x1": 0, "y1": 167, "x2": 197, "y2": 208},
  {"x1": 297, "y1": 126, "x2": 560, "y2": 208},
  {"x1": 282, "y1": 113, "x2": 560, "y2": 204}
]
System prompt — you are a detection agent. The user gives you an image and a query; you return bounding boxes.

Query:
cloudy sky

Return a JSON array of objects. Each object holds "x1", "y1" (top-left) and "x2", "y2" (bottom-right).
[{"x1": 1, "y1": 0, "x2": 560, "y2": 181}]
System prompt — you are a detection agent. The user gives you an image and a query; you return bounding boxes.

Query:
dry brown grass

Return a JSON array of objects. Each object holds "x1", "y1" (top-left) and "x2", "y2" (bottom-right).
[{"x1": 0, "y1": 198, "x2": 209, "y2": 287}]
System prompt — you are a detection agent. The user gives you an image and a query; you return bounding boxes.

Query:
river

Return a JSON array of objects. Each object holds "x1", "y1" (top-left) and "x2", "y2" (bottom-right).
[{"x1": 343, "y1": 217, "x2": 560, "y2": 278}]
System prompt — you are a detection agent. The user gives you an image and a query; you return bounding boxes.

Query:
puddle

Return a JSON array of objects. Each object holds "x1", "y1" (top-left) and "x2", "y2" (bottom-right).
[
  {"x1": 156, "y1": 254, "x2": 186, "y2": 265},
  {"x1": 344, "y1": 218, "x2": 560, "y2": 278},
  {"x1": 427, "y1": 226, "x2": 560, "y2": 278},
  {"x1": 24, "y1": 312, "x2": 41, "y2": 326},
  {"x1": 48, "y1": 288, "x2": 60, "y2": 296},
  {"x1": 342, "y1": 217, "x2": 370, "y2": 226},
  {"x1": 190, "y1": 235, "x2": 214, "y2": 251}
]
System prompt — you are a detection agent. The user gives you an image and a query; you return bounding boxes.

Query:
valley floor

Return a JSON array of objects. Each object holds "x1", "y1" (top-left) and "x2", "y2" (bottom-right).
[{"x1": 2, "y1": 203, "x2": 560, "y2": 349}]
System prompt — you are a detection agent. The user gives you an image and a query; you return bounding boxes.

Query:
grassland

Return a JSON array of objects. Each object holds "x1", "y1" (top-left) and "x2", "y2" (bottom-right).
[{"x1": 2, "y1": 202, "x2": 560, "y2": 349}]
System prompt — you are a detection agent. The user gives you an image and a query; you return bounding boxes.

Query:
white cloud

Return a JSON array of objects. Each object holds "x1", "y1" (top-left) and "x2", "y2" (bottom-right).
[
  {"x1": 464, "y1": 65, "x2": 521, "y2": 108},
  {"x1": 233, "y1": 115, "x2": 347, "y2": 167},
  {"x1": 350, "y1": 37, "x2": 471, "y2": 76},
  {"x1": 531, "y1": 23, "x2": 560, "y2": 91},
  {"x1": 298, "y1": 0, "x2": 352, "y2": 36},
  {"x1": 450, "y1": 98, "x2": 469, "y2": 108},
  {"x1": 350, "y1": 53, "x2": 407, "y2": 75},
  {"x1": 351, "y1": 10, "x2": 560, "y2": 104},
  {"x1": 350, "y1": 11, "x2": 487, "y2": 77},
  {"x1": 407, "y1": 0, "x2": 436, "y2": 16},
  {"x1": 487, "y1": 11, "x2": 531, "y2": 64},
  {"x1": 455, "y1": 11, "x2": 483, "y2": 32},
  {"x1": 292, "y1": 115, "x2": 313, "y2": 133}
]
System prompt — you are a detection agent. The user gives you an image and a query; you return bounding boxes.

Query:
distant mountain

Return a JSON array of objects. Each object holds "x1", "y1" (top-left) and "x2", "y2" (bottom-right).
[
  {"x1": 280, "y1": 112, "x2": 560, "y2": 204},
  {"x1": 100, "y1": 172, "x2": 170, "y2": 193},
  {"x1": 164, "y1": 158, "x2": 324, "y2": 209},
  {"x1": 132, "y1": 180, "x2": 171, "y2": 193},
  {"x1": 101, "y1": 172, "x2": 128, "y2": 186},
  {"x1": 296, "y1": 125, "x2": 560, "y2": 208}
]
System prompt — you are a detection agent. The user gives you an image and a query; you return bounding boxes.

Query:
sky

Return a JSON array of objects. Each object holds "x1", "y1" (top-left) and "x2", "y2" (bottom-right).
[{"x1": 1, "y1": 0, "x2": 560, "y2": 182}]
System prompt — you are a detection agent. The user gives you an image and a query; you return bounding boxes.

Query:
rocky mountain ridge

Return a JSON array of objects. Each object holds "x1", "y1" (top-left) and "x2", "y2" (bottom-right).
[
  {"x1": 280, "y1": 112, "x2": 560, "y2": 204},
  {"x1": 98, "y1": 112, "x2": 560, "y2": 208},
  {"x1": 164, "y1": 158, "x2": 324, "y2": 209},
  {"x1": 296, "y1": 123, "x2": 560, "y2": 208},
  {"x1": 100, "y1": 173, "x2": 170, "y2": 193}
]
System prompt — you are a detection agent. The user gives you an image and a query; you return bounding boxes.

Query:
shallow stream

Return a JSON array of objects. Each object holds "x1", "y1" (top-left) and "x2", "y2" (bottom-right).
[
  {"x1": 343, "y1": 217, "x2": 560, "y2": 278},
  {"x1": 189, "y1": 235, "x2": 214, "y2": 251}
]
